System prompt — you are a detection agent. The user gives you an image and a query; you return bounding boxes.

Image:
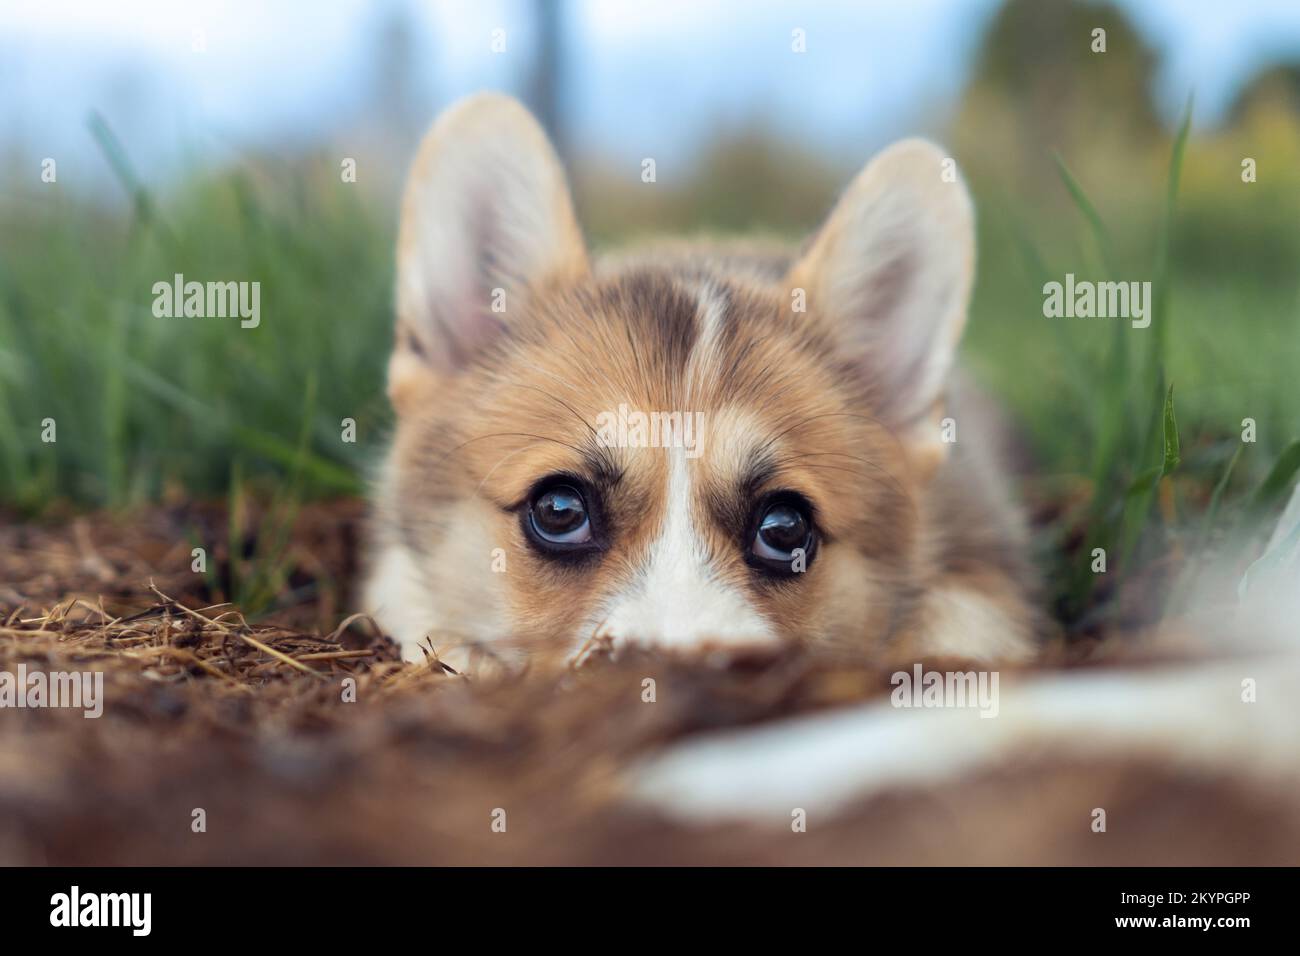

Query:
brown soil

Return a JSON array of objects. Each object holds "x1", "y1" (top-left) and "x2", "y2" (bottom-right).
[{"x1": 1, "y1": 501, "x2": 1295, "y2": 865}]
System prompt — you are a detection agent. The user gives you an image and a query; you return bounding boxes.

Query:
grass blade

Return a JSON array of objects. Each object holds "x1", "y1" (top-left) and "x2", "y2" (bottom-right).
[
  {"x1": 1246, "y1": 438, "x2": 1300, "y2": 520},
  {"x1": 87, "y1": 111, "x2": 176, "y2": 245},
  {"x1": 1052, "y1": 152, "x2": 1115, "y2": 275},
  {"x1": 1149, "y1": 94, "x2": 1193, "y2": 367},
  {"x1": 1160, "y1": 383, "x2": 1180, "y2": 476}
]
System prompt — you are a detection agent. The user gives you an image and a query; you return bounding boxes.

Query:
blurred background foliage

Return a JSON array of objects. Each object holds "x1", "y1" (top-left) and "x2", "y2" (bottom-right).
[{"x1": 1, "y1": 0, "x2": 1298, "y2": 630}]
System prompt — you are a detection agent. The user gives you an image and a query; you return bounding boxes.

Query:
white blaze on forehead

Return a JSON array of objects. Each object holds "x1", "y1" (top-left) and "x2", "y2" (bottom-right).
[
  {"x1": 594, "y1": 449, "x2": 777, "y2": 652},
  {"x1": 694, "y1": 281, "x2": 728, "y2": 349},
  {"x1": 684, "y1": 280, "x2": 728, "y2": 399}
]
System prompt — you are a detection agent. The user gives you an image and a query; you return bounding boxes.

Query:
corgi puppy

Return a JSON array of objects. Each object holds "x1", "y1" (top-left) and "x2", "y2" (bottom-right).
[{"x1": 365, "y1": 93, "x2": 1041, "y2": 668}]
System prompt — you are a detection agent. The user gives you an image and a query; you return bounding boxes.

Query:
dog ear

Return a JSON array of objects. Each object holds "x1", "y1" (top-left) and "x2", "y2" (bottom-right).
[
  {"x1": 787, "y1": 140, "x2": 974, "y2": 475},
  {"x1": 389, "y1": 93, "x2": 588, "y2": 411}
]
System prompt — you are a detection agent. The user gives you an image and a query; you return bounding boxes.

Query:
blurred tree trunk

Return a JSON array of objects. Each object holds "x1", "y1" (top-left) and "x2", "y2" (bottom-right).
[{"x1": 528, "y1": 0, "x2": 566, "y2": 161}]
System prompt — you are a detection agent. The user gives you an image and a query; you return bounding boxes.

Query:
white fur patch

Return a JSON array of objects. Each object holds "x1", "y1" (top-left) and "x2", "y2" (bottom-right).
[
  {"x1": 627, "y1": 654, "x2": 1300, "y2": 824},
  {"x1": 365, "y1": 542, "x2": 440, "y2": 663},
  {"x1": 588, "y1": 450, "x2": 776, "y2": 656},
  {"x1": 365, "y1": 468, "x2": 508, "y2": 669},
  {"x1": 692, "y1": 281, "x2": 728, "y2": 353},
  {"x1": 917, "y1": 586, "x2": 1035, "y2": 662}
]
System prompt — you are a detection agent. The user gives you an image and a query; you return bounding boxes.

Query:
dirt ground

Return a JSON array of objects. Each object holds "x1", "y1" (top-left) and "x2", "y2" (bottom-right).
[{"x1": 2, "y1": 501, "x2": 1297, "y2": 865}]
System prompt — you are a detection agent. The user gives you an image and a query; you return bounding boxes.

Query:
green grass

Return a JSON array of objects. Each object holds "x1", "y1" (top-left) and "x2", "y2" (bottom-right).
[
  {"x1": 0, "y1": 118, "x2": 392, "y2": 512},
  {"x1": 2, "y1": 108, "x2": 1298, "y2": 633},
  {"x1": 963, "y1": 102, "x2": 1300, "y2": 628}
]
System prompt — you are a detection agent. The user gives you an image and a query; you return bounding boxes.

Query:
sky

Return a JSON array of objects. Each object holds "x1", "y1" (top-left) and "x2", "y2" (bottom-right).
[{"x1": 3, "y1": 0, "x2": 1300, "y2": 192}]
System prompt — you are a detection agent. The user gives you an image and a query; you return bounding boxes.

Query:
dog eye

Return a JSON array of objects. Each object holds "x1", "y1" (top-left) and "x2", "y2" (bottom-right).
[
  {"x1": 527, "y1": 481, "x2": 593, "y2": 548},
  {"x1": 747, "y1": 496, "x2": 815, "y2": 575}
]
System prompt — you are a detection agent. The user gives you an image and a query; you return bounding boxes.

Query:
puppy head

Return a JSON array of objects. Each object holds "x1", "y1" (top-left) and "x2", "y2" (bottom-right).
[{"x1": 375, "y1": 93, "x2": 974, "y2": 662}]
